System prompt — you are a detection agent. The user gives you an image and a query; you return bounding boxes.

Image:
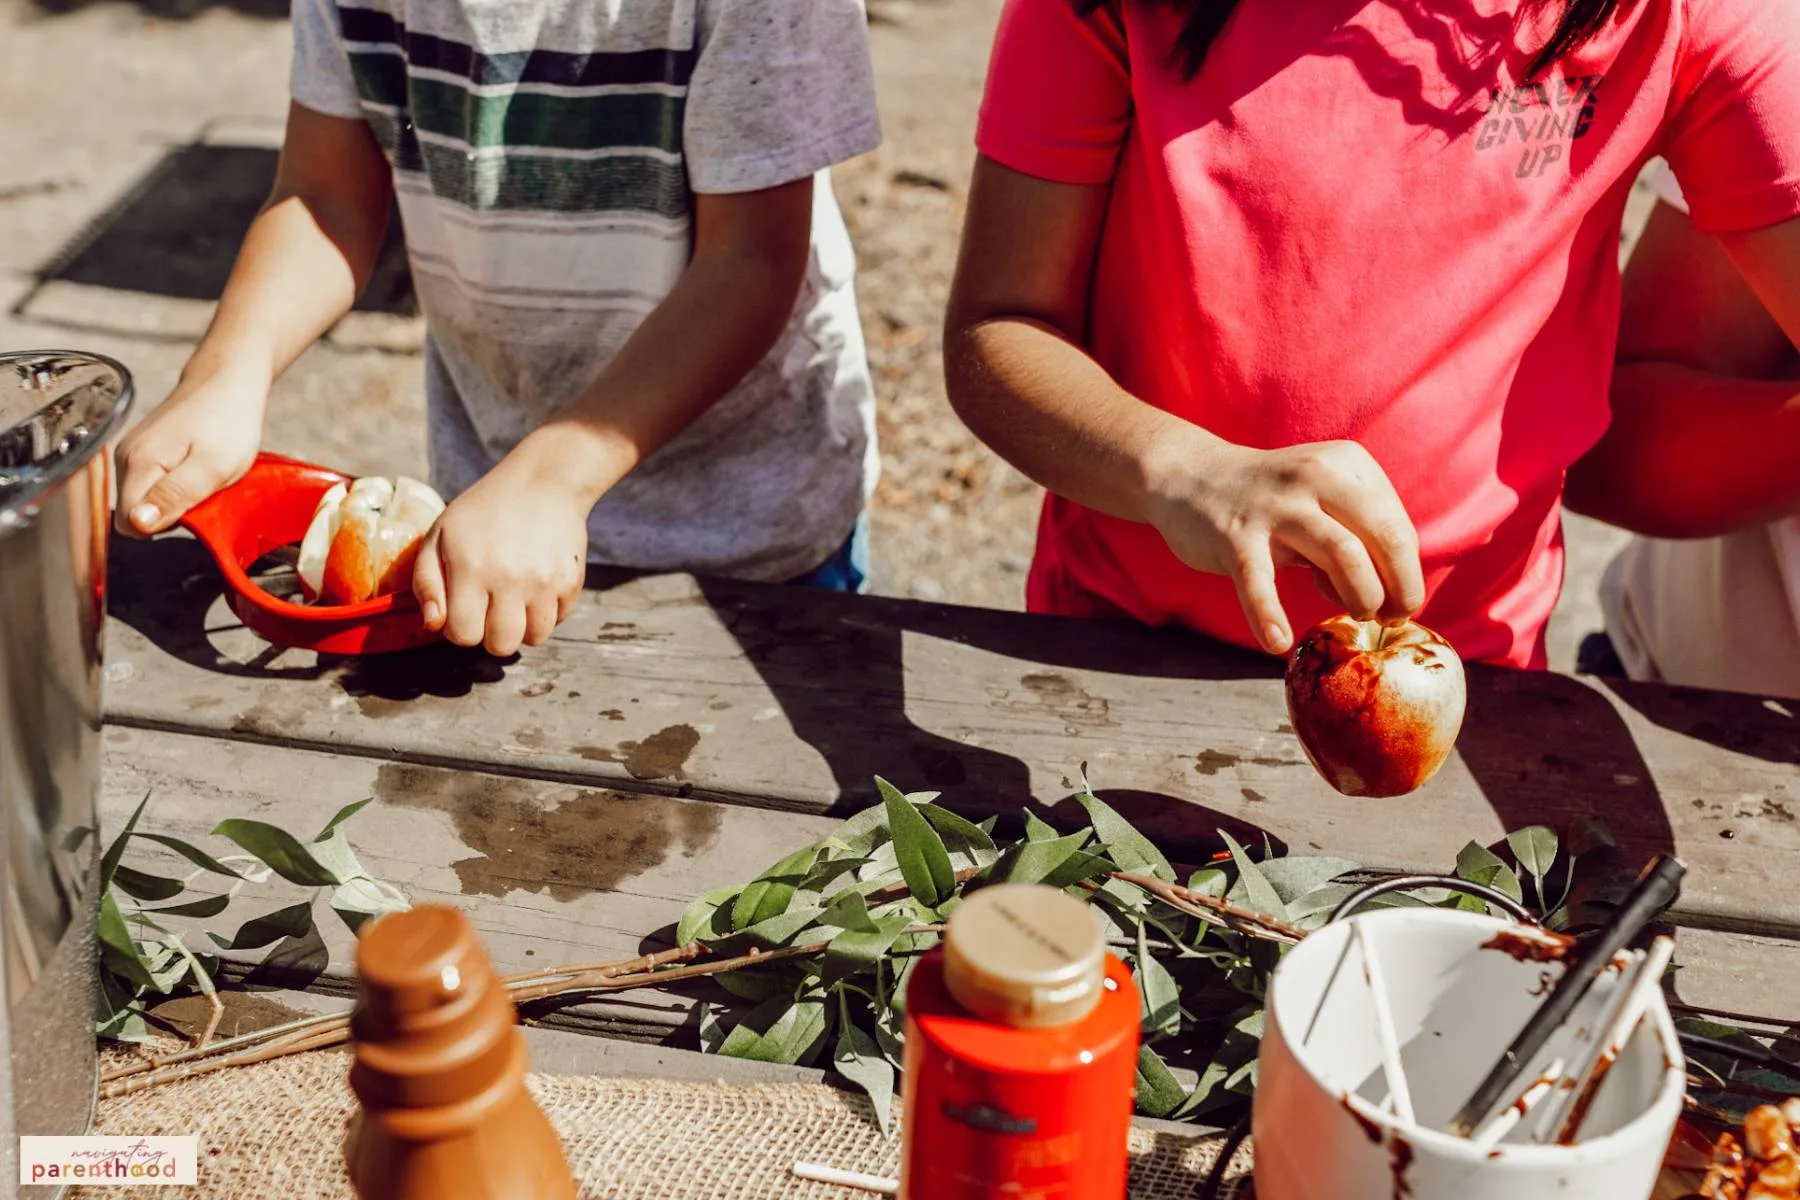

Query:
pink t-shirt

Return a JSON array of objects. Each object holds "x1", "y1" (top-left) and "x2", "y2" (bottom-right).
[{"x1": 978, "y1": 0, "x2": 1800, "y2": 667}]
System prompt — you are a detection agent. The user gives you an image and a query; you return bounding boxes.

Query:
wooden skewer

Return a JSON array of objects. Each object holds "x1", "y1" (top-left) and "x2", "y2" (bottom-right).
[
  {"x1": 791, "y1": 1161, "x2": 900, "y2": 1194},
  {"x1": 1470, "y1": 1056, "x2": 1566, "y2": 1150},
  {"x1": 1355, "y1": 921, "x2": 1417, "y2": 1126}
]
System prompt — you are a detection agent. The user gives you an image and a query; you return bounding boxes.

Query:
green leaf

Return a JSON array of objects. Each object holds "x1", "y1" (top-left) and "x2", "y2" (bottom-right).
[
  {"x1": 678, "y1": 885, "x2": 741, "y2": 946},
  {"x1": 1254, "y1": 858, "x2": 1360, "y2": 906},
  {"x1": 732, "y1": 844, "x2": 820, "y2": 931},
  {"x1": 220, "y1": 901, "x2": 317, "y2": 951},
  {"x1": 330, "y1": 877, "x2": 410, "y2": 936},
  {"x1": 1222, "y1": 832, "x2": 1287, "y2": 922},
  {"x1": 1456, "y1": 841, "x2": 1524, "y2": 906},
  {"x1": 1023, "y1": 809, "x2": 1062, "y2": 843},
  {"x1": 1136, "y1": 923, "x2": 1182, "y2": 1038},
  {"x1": 921, "y1": 805, "x2": 1000, "y2": 871},
  {"x1": 976, "y1": 816, "x2": 999, "y2": 838},
  {"x1": 800, "y1": 853, "x2": 874, "y2": 894},
  {"x1": 141, "y1": 892, "x2": 233, "y2": 920},
  {"x1": 820, "y1": 889, "x2": 884, "y2": 934},
  {"x1": 878, "y1": 778, "x2": 956, "y2": 907},
  {"x1": 315, "y1": 797, "x2": 374, "y2": 841},
  {"x1": 832, "y1": 802, "x2": 895, "y2": 860},
  {"x1": 97, "y1": 891, "x2": 156, "y2": 991},
  {"x1": 1507, "y1": 826, "x2": 1559, "y2": 901},
  {"x1": 990, "y1": 832, "x2": 1113, "y2": 890},
  {"x1": 1186, "y1": 868, "x2": 1228, "y2": 898},
  {"x1": 100, "y1": 792, "x2": 151, "y2": 890},
  {"x1": 715, "y1": 906, "x2": 828, "y2": 954},
  {"x1": 1075, "y1": 788, "x2": 1175, "y2": 881},
  {"x1": 133, "y1": 833, "x2": 245, "y2": 879},
  {"x1": 1569, "y1": 818, "x2": 1616, "y2": 858},
  {"x1": 1285, "y1": 884, "x2": 1428, "y2": 931},
  {"x1": 834, "y1": 995, "x2": 897, "y2": 1133},
  {"x1": 719, "y1": 992, "x2": 832, "y2": 1066},
  {"x1": 822, "y1": 913, "x2": 914, "y2": 989},
  {"x1": 111, "y1": 865, "x2": 185, "y2": 903},
  {"x1": 1134, "y1": 1045, "x2": 1189, "y2": 1119},
  {"x1": 211, "y1": 820, "x2": 340, "y2": 887}
]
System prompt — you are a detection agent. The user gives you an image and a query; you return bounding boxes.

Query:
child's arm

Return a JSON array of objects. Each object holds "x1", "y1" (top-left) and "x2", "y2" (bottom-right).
[
  {"x1": 115, "y1": 102, "x2": 393, "y2": 535},
  {"x1": 410, "y1": 178, "x2": 814, "y2": 656},
  {"x1": 944, "y1": 157, "x2": 1423, "y2": 655},
  {"x1": 1567, "y1": 201, "x2": 1800, "y2": 537}
]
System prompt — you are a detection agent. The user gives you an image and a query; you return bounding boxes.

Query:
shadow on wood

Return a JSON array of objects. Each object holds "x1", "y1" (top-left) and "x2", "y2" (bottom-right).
[{"x1": 1600, "y1": 678, "x2": 1800, "y2": 767}]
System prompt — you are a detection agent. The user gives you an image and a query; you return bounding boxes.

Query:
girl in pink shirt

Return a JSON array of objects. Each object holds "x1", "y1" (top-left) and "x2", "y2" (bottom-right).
[{"x1": 946, "y1": 0, "x2": 1800, "y2": 668}]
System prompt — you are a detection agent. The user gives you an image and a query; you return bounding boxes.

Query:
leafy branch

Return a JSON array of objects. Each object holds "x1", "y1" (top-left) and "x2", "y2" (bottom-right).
[
  {"x1": 672, "y1": 774, "x2": 1636, "y2": 1131},
  {"x1": 97, "y1": 794, "x2": 408, "y2": 1047}
]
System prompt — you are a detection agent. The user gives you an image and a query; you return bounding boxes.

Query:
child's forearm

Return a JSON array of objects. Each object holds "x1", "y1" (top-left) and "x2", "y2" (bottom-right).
[
  {"x1": 1566, "y1": 363, "x2": 1800, "y2": 537},
  {"x1": 182, "y1": 105, "x2": 393, "y2": 396},
  {"x1": 509, "y1": 226, "x2": 808, "y2": 505},
  {"x1": 944, "y1": 315, "x2": 1229, "y2": 527}
]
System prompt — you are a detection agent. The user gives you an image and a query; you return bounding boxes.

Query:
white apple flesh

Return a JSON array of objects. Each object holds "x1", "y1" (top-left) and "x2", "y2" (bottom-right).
[
  {"x1": 296, "y1": 475, "x2": 444, "y2": 605},
  {"x1": 1284, "y1": 615, "x2": 1467, "y2": 798}
]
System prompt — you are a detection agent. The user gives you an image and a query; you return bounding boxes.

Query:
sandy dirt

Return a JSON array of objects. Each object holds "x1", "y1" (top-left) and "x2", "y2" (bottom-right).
[{"x1": 0, "y1": 0, "x2": 1643, "y2": 667}]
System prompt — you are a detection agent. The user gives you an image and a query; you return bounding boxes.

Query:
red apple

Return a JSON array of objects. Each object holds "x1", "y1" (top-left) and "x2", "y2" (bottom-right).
[{"x1": 1284, "y1": 615, "x2": 1467, "y2": 798}]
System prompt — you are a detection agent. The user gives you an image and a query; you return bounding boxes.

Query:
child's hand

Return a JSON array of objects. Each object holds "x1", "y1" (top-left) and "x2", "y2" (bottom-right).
[
  {"x1": 411, "y1": 456, "x2": 588, "y2": 657},
  {"x1": 114, "y1": 370, "x2": 267, "y2": 536},
  {"x1": 1146, "y1": 438, "x2": 1426, "y2": 655}
]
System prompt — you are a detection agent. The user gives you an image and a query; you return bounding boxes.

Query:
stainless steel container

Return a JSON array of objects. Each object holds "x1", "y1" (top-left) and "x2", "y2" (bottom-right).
[{"x1": 0, "y1": 351, "x2": 134, "y2": 1198}]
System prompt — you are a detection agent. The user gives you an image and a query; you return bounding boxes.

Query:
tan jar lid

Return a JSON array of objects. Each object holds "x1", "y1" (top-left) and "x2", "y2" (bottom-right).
[{"x1": 942, "y1": 883, "x2": 1108, "y2": 1029}]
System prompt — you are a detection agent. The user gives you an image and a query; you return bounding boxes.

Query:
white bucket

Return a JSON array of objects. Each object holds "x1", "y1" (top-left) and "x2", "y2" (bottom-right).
[{"x1": 1252, "y1": 907, "x2": 1685, "y2": 1200}]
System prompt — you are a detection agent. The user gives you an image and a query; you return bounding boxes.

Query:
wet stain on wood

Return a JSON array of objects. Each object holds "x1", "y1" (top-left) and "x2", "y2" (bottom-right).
[
  {"x1": 1241, "y1": 788, "x2": 1267, "y2": 804},
  {"x1": 519, "y1": 681, "x2": 555, "y2": 699},
  {"x1": 599, "y1": 709, "x2": 625, "y2": 721},
  {"x1": 1195, "y1": 749, "x2": 1300, "y2": 776},
  {"x1": 595, "y1": 622, "x2": 670, "y2": 644},
  {"x1": 149, "y1": 989, "x2": 311, "y2": 1043},
  {"x1": 373, "y1": 763, "x2": 721, "y2": 900},
  {"x1": 574, "y1": 724, "x2": 701, "y2": 781},
  {"x1": 1017, "y1": 671, "x2": 1113, "y2": 729}
]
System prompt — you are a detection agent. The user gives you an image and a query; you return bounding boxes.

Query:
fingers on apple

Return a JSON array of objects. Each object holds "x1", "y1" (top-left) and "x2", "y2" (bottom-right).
[
  {"x1": 411, "y1": 529, "x2": 448, "y2": 631},
  {"x1": 1317, "y1": 467, "x2": 1425, "y2": 621},
  {"x1": 1282, "y1": 513, "x2": 1385, "y2": 622},
  {"x1": 1230, "y1": 538, "x2": 1291, "y2": 655}
]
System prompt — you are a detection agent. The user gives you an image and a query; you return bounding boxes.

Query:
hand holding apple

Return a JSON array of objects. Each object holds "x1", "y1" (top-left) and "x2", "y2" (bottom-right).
[{"x1": 1284, "y1": 614, "x2": 1467, "y2": 798}]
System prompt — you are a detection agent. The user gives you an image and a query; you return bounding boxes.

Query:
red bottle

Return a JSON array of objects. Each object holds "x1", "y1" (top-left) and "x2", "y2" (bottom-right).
[
  {"x1": 345, "y1": 905, "x2": 578, "y2": 1200},
  {"x1": 900, "y1": 883, "x2": 1141, "y2": 1199}
]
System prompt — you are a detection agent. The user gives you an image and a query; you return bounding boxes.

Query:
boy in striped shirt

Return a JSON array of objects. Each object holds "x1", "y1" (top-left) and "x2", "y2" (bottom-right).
[{"x1": 116, "y1": 0, "x2": 883, "y2": 655}]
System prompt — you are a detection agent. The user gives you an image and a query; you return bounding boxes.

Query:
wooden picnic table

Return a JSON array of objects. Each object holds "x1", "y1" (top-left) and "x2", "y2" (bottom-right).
[{"x1": 99, "y1": 532, "x2": 1800, "y2": 1049}]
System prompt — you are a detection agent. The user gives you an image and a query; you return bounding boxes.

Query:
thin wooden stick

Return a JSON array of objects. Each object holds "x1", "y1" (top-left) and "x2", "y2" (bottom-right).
[
  {"x1": 1109, "y1": 872, "x2": 1307, "y2": 944},
  {"x1": 100, "y1": 926, "x2": 946, "y2": 1097},
  {"x1": 791, "y1": 1161, "x2": 899, "y2": 1194}
]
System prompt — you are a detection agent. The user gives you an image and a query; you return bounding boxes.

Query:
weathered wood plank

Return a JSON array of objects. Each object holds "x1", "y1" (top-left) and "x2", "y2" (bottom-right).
[
  {"x1": 105, "y1": 535, "x2": 1800, "y2": 935},
  {"x1": 102, "y1": 725, "x2": 843, "y2": 1041},
  {"x1": 105, "y1": 725, "x2": 1800, "y2": 1049}
]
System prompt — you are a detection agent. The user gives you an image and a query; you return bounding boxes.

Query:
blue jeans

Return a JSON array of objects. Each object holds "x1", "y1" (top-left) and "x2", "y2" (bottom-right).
[{"x1": 787, "y1": 513, "x2": 870, "y2": 594}]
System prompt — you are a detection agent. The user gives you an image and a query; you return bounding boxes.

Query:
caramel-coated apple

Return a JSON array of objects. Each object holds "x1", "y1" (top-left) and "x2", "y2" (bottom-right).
[{"x1": 1284, "y1": 615, "x2": 1467, "y2": 798}]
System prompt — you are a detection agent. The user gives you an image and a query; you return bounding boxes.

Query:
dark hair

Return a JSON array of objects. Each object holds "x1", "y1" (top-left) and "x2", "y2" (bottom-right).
[{"x1": 1076, "y1": 0, "x2": 1628, "y2": 81}]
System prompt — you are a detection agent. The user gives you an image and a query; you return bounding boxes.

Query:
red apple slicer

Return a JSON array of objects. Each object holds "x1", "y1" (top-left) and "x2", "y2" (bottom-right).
[{"x1": 178, "y1": 452, "x2": 438, "y2": 655}]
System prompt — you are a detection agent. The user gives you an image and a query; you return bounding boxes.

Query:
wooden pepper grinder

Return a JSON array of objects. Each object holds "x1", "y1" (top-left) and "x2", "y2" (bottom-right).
[{"x1": 346, "y1": 905, "x2": 578, "y2": 1200}]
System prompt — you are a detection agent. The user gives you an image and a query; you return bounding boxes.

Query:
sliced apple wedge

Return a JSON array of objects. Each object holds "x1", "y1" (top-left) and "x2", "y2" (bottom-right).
[{"x1": 295, "y1": 475, "x2": 445, "y2": 605}]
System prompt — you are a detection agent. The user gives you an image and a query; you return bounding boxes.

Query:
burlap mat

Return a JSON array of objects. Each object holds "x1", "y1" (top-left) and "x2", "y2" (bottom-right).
[{"x1": 75, "y1": 1048, "x2": 1253, "y2": 1199}]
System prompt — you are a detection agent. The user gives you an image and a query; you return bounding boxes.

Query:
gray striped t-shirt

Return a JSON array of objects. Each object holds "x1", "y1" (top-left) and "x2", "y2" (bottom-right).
[{"x1": 290, "y1": 0, "x2": 882, "y2": 582}]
